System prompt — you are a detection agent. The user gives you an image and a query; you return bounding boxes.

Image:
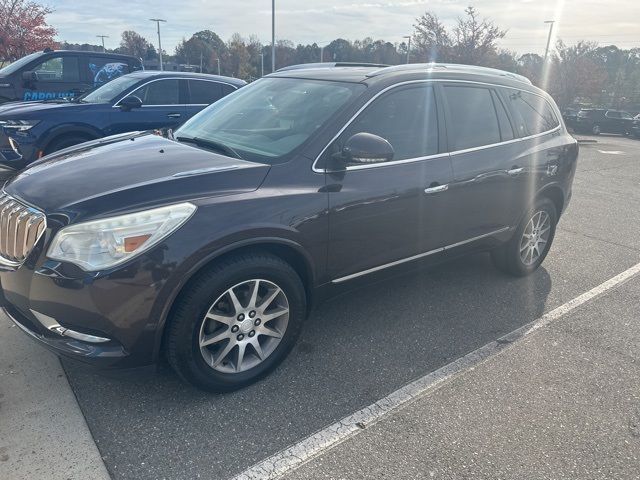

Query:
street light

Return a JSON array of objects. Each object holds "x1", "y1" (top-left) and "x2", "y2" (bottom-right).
[
  {"x1": 271, "y1": 0, "x2": 276, "y2": 72},
  {"x1": 259, "y1": 53, "x2": 264, "y2": 77},
  {"x1": 544, "y1": 20, "x2": 555, "y2": 63},
  {"x1": 149, "y1": 18, "x2": 167, "y2": 71},
  {"x1": 96, "y1": 35, "x2": 109, "y2": 52},
  {"x1": 403, "y1": 35, "x2": 412, "y2": 64},
  {"x1": 216, "y1": 58, "x2": 221, "y2": 76},
  {"x1": 320, "y1": 45, "x2": 324, "y2": 62}
]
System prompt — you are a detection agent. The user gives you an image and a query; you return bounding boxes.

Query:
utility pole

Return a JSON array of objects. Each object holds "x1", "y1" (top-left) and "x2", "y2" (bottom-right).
[
  {"x1": 544, "y1": 20, "x2": 555, "y2": 62},
  {"x1": 150, "y1": 19, "x2": 167, "y2": 70},
  {"x1": 96, "y1": 35, "x2": 109, "y2": 52},
  {"x1": 403, "y1": 35, "x2": 412, "y2": 64},
  {"x1": 259, "y1": 53, "x2": 264, "y2": 77},
  {"x1": 271, "y1": 0, "x2": 276, "y2": 72}
]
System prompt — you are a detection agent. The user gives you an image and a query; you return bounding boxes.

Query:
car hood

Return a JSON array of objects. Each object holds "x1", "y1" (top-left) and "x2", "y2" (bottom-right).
[
  {"x1": 5, "y1": 132, "x2": 271, "y2": 221},
  {"x1": 0, "y1": 100, "x2": 91, "y2": 117}
]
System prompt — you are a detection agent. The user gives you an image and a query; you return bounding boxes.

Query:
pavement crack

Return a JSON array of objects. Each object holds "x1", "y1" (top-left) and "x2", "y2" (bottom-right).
[{"x1": 559, "y1": 227, "x2": 640, "y2": 253}]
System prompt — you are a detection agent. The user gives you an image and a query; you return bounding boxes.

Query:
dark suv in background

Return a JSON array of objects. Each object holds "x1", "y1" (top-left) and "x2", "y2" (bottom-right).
[
  {"x1": 0, "y1": 63, "x2": 578, "y2": 392},
  {"x1": 0, "y1": 49, "x2": 143, "y2": 104},
  {"x1": 0, "y1": 71, "x2": 245, "y2": 172},
  {"x1": 574, "y1": 108, "x2": 635, "y2": 135}
]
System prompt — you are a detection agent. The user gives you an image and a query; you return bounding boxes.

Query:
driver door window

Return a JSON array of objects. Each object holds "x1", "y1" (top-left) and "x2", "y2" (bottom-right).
[
  {"x1": 336, "y1": 84, "x2": 439, "y2": 163},
  {"x1": 33, "y1": 56, "x2": 80, "y2": 82}
]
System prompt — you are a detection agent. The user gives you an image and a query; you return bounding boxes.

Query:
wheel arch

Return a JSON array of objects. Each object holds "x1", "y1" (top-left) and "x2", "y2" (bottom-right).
[
  {"x1": 153, "y1": 237, "x2": 316, "y2": 360},
  {"x1": 537, "y1": 184, "x2": 565, "y2": 217},
  {"x1": 42, "y1": 124, "x2": 103, "y2": 153}
]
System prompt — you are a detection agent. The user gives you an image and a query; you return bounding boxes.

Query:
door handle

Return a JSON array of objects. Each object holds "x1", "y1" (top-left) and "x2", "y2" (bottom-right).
[
  {"x1": 167, "y1": 113, "x2": 181, "y2": 118},
  {"x1": 507, "y1": 167, "x2": 523, "y2": 176},
  {"x1": 424, "y1": 184, "x2": 449, "y2": 194}
]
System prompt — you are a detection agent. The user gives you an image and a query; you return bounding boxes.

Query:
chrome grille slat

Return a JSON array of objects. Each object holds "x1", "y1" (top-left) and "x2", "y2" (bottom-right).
[{"x1": 0, "y1": 192, "x2": 46, "y2": 266}]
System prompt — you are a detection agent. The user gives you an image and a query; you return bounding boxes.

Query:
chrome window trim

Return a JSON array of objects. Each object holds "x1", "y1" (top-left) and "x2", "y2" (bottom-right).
[
  {"x1": 112, "y1": 77, "x2": 239, "y2": 108},
  {"x1": 331, "y1": 226, "x2": 510, "y2": 284},
  {"x1": 312, "y1": 78, "x2": 561, "y2": 173}
]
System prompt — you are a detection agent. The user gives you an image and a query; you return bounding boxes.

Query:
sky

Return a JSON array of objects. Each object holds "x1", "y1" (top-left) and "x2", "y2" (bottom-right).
[{"x1": 47, "y1": 0, "x2": 640, "y2": 56}]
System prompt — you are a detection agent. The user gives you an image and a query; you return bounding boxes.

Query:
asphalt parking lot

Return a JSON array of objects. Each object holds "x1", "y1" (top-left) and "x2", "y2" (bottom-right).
[
  {"x1": 2, "y1": 134, "x2": 639, "y2": 480},
  {"x1": 52, "y1": 134, "x2": 639, "y2": 480}
]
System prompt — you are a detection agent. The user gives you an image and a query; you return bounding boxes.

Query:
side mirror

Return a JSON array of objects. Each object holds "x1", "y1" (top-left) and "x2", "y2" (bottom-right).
[
  {"x1": 341, "y1": 132, "x2": 394, "y2": 165},
  {"x1": 118, "y1": 95, "x2": 143, "y2": 111},
  {"x1": 22, "y1": 71, "x2": 37, "y2": 83}
]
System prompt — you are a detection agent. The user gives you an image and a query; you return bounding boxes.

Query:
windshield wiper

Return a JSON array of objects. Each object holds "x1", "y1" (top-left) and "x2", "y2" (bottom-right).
[{"x1": 175, "y1": 136, "x2": 243, "y2": 159}]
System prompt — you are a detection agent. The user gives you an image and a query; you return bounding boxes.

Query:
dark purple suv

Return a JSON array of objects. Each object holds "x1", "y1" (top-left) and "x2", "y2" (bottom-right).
[{"x1": 0, "y1": 63, "x2": 578, "y2": 391}]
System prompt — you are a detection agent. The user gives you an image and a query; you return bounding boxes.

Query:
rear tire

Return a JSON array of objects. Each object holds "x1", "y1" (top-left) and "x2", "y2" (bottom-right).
[
  {"x1": 166, "y1": 252, "x2": 306, "y2": 392},
  {"x1": 491, "y1": 198, "x2": 558, "y2": 277}
]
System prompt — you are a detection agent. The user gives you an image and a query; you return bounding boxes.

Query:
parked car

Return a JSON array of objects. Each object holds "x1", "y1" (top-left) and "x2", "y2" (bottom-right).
[
  {"x1": 562, "y1": 107, "x2": 579, "y2": 130},
  {"x1": 0, "y1": 49, "x2": 143, "y2": 104},
  {"x1": 0, "y1": 71, "x2": 245, "y2": 172},
  {"x1": 0, "y1": 63, "x2": 578, "y2": 391},
  {"x1": 633, "y1": 114, "x2": 640, "y2": 138},
  {"x1": 574, "y1": 108, "x2": 635, "y2": 135}
]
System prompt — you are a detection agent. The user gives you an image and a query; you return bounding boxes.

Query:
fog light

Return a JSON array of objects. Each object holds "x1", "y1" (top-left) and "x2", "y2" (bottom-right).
[{"x1": 30, "y1": 309, "x2": 110, "y2": 343}]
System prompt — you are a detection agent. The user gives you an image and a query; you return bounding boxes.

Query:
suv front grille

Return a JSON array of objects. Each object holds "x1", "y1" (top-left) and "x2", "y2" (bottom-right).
[{"x1": 0, "y1": 192, "x2": 46, "y2": 266}]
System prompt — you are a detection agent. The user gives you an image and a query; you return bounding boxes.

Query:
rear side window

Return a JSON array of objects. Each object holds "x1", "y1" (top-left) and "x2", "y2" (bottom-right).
[
  {"x1": 491, "y1": 90, "x2": 514, "y2": 141},
  {"x1": 444, "y1": 85, "x2": 500, "y2": 150},
  {"x1": 506, "y1": 90, "x2": 559, "y2": 136},
  {"x1": 88, "y1": 57, "x2": 131, "y2": 88},
  {"x1": 33, "y1": 56, "x2": 80, "y2": 82},
  {"x1": 339, "y1": 84, "x2": 439, "y2": 161},
  {"x1": 135, "y1": 79, "x2": 180, "y2": 105},
  {"x1": 188, "y1": 80, "x2": 225, "y2": 104}
]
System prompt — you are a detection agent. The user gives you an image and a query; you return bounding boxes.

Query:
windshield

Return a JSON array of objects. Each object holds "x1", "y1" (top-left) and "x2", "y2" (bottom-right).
[
  {"x1": 80, "y1": 75, "x2": 142, "y2": 104},
  {"x1": 0, "y1": 52, "x2": 42, "y2": 76},
  {"x1": 175, "y1": 78, "x2": 365, "y2": 163}
]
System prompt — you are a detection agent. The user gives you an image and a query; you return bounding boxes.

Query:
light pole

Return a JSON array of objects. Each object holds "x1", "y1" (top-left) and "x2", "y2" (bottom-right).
[
  {"x1": 149, "y1": 18, "x2": 167, "y2": 70},
  {"x1": 271, "y1": 0, "x2": 276, "y2": 72},
  {"x1": 259, "y1": 53, "x2": 264, "y2": 77},
  {"x1": 403, "y1": 35, "x2": 412, "y2": 64},
  {"x1": 96, "y1": 35, "x2": 109, "y2": 52},
  {"x1": 320, "y1": 45, "x2": 324, "y2": 62},
  {"x1": 216, "y1": 58, "x2": 221, "y2": 75},
  {"x1": 544, "y1": 20, "x2": 555, "y2": 62}
]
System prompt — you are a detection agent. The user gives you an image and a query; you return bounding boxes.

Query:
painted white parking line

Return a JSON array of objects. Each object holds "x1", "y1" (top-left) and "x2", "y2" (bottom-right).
[
  {"x1": 597, "y1": 150, "x2": 626, "y2": 155},
  {"x1": 233, "y1": 260, "x2": 640, "y2": 480}
]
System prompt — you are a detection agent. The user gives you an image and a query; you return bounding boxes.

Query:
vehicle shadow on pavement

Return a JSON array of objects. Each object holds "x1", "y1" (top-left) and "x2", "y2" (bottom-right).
[{"x1": 63, "y1": 252, "x2": 552, "y2": 480}]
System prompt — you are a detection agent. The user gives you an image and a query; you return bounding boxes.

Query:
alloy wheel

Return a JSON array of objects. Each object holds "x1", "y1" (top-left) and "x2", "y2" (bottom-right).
[
  {"x1": 198, "y1": 279, "x2": 289, "y2": 373},
  {"x1": 519, "y1": 210, "x2": 551, "y2": 266}
]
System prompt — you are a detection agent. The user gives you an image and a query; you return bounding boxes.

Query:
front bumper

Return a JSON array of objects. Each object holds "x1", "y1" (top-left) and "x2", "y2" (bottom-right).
[
  {"x1": 2, "y1": 302, "x2": 127, "y2": 366},
  {"x1": 0, "y1": 253, "x2": 168, "y2": 369}
]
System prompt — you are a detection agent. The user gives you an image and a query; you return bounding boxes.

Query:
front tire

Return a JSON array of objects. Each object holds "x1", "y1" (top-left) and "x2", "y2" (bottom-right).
[
  {"x1": 166, "y1": 252, "x2": 306, "y2": 392},
  {"x1": 591, "y1": 124, "x2": 601, "y2": 135},
  {"x1": 491, "y1": 198, "x2": 558, "y2": 277}
]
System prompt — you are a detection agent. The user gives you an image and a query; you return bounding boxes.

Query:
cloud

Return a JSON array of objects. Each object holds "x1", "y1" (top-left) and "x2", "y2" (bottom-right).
[{"x1": 47, "y1": 0, "x2": 640, "y2": 55}]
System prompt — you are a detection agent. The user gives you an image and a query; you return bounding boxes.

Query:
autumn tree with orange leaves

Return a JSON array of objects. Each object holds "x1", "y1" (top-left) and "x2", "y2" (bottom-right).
[{"x1": 0, "y1": 0, "x2": 57, "y2": 67}]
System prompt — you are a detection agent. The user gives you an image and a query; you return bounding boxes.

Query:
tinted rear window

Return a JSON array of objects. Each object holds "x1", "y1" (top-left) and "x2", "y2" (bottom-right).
[
  {"x1": 444, "y1": 85, "x2": 501, "y2": 150},
  {"x1": 188, "y1": 80, "x2": 226, "y2": 104},
  {"x1": 506, "y1": 90, "x2": 559, "y2": 136}
]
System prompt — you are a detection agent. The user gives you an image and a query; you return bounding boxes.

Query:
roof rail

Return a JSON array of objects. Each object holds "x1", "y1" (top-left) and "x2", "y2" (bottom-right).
[
  {"x1": 277, "y1": 62, "x2": 389, "y2": 72},
  {"x1": 366, "y1": 63, "x2": 532, "y2": 85}
]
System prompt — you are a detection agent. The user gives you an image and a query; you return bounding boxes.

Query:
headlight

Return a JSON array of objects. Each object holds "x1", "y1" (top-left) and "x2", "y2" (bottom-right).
[
  {"x1": 47, "y1": 203, "x2": 196, "y2": 271},
  {"x1": 0, "y1": 119, "x2": 40, "y2": 131}
]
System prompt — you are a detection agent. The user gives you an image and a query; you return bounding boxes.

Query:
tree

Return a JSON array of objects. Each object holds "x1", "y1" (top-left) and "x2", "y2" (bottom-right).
[
  {"x1": 119, "y1": 30, "x2": 152, "y2": 59},
  {"x1": 412, "y1": 6, "x2": 506, "y2": 66},
  {"x1": 548, "y1": 40, "x2": 608, "y2": 108},
  {"x1": 0, "y1": 0, "x2": 57, "y2": 65},
  {"x1": 413, "y1": 11, "x2": 451, "y2": 62}
]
